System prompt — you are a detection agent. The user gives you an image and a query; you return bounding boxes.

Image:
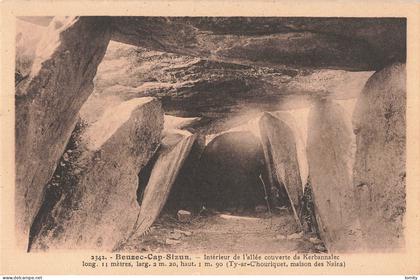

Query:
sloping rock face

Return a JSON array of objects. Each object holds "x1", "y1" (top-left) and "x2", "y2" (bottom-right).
[
  {"x1": 134, "y1": 130, "x2": 196, "y2": 239},
  {"x1": 272, "y1": 110, "x2": 310, "y2": 187},
  {"x1": 352, "y1": 63, "x2": 406, "y2": 251},
  {"x1": 15, "y1": 17, "x2": 111, "y2": 247},
  {"x1": 163, "y1": 134, "x2": 206, "y2": 212},
  {"x1": 259, "y1": 112, "x2": 303, "y2": 225},
  {"x1": 30, "y1": 98, "x2": 163, "y2": 251},
  {"x1": 196, "y1": 131, "x2": 266, "y2": 210},
  {"x1": 111, "y1": 17, "x2": 405, "y2": 71},
  {"x1": 307, "y1": 100, "x2": 361, "y2": 252}
]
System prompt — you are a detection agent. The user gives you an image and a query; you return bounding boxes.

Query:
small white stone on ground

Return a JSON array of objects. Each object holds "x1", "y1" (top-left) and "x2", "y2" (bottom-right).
[
  {"x1": 174, "y1": 229, "x2": 192, "y2": 236},
  {"x1": 275, "y1": 234, "x2": 286, "y2": 240},
  {"x1": 169, "y1": 232, "x2": 182, "y2": 240},
  {"x1": 315, "y1": 244, "x2": 326, "y2": 251},
  {"x1": 309, "y1": 237, "x2": 323, "y2": 244},
  {"x1": 165, "y1": 239, "x2": 181, "y2": 245},
  {"x1": 177, "y1": 210, "x2": 192, "y2": 222},
  {"x1": 287, "y1": 232, "x2": 303, "y2": 240},
  {"x1": 255, "y1": 205, "x2": 268, "y2": 213}
]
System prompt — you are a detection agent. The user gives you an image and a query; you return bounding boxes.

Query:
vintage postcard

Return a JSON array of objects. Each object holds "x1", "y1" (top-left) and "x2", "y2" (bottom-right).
[{"x1": 1, "y1": 0, "x2": 419, "y2": 276}]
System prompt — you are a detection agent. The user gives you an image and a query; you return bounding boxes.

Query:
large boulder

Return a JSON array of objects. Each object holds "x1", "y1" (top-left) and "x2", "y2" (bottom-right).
[
  {"x1": 15, "y1": 17, "x2": 111, "y2": 248},
  {"x1": 272, "y1": 109, "x2": 310, "y2": 187},
  {"x1": 259, "y1": 112, "x2": 303, "y2": 225},
  {"x1": 196, "y1": 131, "x2": 267, "y2": 210},
  {"x1": 352, "y1": 63, "x2": 406, "y2": 251},
  {"x1": 307, "y1": 99, "x2": 361, "y2": 252},
  {"x1": 134, "y1": 129, "x2": 196, "y2": 239},
  {"x1": 111, "y1": 17, "x2": 405, "y2": 71},
  {"x1": 80, "y1": 40, "x2": 372, "y2": 126},
  {"x1": 21, "y1": 17, "x2": 406, "y2": 70},
  {"x1": 29, "y1": 98, "x2": 163, "y2": 251}
]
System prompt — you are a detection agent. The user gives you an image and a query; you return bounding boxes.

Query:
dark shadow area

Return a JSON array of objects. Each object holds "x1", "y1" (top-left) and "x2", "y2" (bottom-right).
[
  {"x1": 27, "y1": 184, "x2": 62, "y2": 252},
  {"x1": 137, "y1": 146, "x2": 162, "y2": 206},
  {"x1": 163, "y1": 136, "x2": 205, "y2": 212},
  {"x1": 300, "y1": 177, "x2": 320, "y2": 236},
  {"x1": 159, "y1": 130, "x2": 295, "y2": 215},
  {"x1": 27, "y1": 120, "x2": 87, "y2": 252},
  {"x1": 193, "y1": 131, "x2": 285, "y2": 211}
]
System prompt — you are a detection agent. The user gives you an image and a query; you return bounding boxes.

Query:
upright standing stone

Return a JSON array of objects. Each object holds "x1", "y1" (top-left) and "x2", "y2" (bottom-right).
[
  {"x1": 272, "y1": 111, "x2": 309, "y2": 188},
  {"x1": 15, "y1": 17, "x2": 111, "y2": 248},
  {"x1": 353, "y1": 63, "x2": 406, "y2": 251},
  {"x1": 134, "y1": 130, "x2": 196, "y2": 238},
  {"x1": 307, "y1": 99, "x2": 361, "y2": 252},
  {"x1": 259, "y1": 112, "x2": 303, "y2": 226},
  {"x1": 31, "y1": 98, "x2": 163, "y2": 251}
]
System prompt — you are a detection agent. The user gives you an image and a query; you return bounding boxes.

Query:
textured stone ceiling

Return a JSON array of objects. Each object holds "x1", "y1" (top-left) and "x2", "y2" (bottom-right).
[
  {"x1": 111, "y1": 17, "x2": 406, "y2": 71},
  {"x1": 17, "y1": 16, "x2": 405, "y2": 130}
]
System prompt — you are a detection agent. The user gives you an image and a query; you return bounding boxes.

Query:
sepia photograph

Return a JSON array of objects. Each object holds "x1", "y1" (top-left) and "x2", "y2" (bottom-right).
[
  {"x1": 1, "y1": 0, "x2": 420, "y2": 277},
  {"x1": 14, "y1": 15, "x2": 407, "y2": 253}
]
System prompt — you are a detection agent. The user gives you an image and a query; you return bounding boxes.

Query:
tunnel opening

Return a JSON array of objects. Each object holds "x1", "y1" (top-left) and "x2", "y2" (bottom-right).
[
  {"x1": 142, "y1": 129, "x2": 293, "y2": 218},
  {"x1": 195, "y1": 131, "x2": 267, "y2": 211},
  {"x1": 193, "y1": 131, "x2": 290, "y2": 213},
  {"x1": 131, "y1": 128, "x2": 319, "y2": 254}
]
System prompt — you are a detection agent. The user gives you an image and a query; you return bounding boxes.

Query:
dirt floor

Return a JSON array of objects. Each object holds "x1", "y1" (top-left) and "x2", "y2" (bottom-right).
[{"x1": 123, "y1": 208, "x2": 327, "y2": 254}]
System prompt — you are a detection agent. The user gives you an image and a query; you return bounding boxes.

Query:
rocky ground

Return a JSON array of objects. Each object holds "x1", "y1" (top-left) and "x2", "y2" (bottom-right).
[{"x1": 122, "y1": 208, "x2": 326, "y2": 254}]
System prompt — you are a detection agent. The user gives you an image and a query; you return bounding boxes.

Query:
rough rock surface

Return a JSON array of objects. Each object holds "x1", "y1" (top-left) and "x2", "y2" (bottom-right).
[
  {"x1": 352, "y1": 63, "x2": 406, "y2": 251},
  {"x1": 15, "y1": 16, "x2": 111, "y2": 247},
  {"x1": 134, "y1": 129, "x2": 196, "y2": 239},
  {"x1": 30, "y1": 98, "x2": 163, "y2": 251},
  {"x1": 21, "y1": 17, "x2": 406, "y2": 71},
  {"x1": 307, "y1": 100, "x2": 361, "y2": 252},
  {"x1": 196, "y1": 131, "x2": 267, "y2": 210},
  {"x1": 271, "y1": 110, "x2": 309, "y2": 186},
  {"x1": 14, "y1": 16, "x2": 407, "y2": 253},
  {"x1": 15, "y1": 19, "x2": 46, "y2": 82},
  {"x1": 81, "y1": 41, "x2": 373, "y2": 130},
  {"x1": 259, "y1": 112, "x2": 303, "y2": 225},
  {"x1": 111, "y1": 17, "x2": 405, "y2": 71},
  {"x1": 163, "y1": 115, "x2": 201, "y2": 131}
]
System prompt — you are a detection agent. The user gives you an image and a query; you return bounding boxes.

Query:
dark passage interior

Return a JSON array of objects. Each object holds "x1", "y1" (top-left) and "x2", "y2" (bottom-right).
[
  {"x1": 128, "y1": 130, "x2": 316, "y2": 254},
  {"x1": 196, "y1": 131, "x2": 267, "y2": 211},
  {"x1": 143, "y1": 130, "x2": 292, "y2": 214}
]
